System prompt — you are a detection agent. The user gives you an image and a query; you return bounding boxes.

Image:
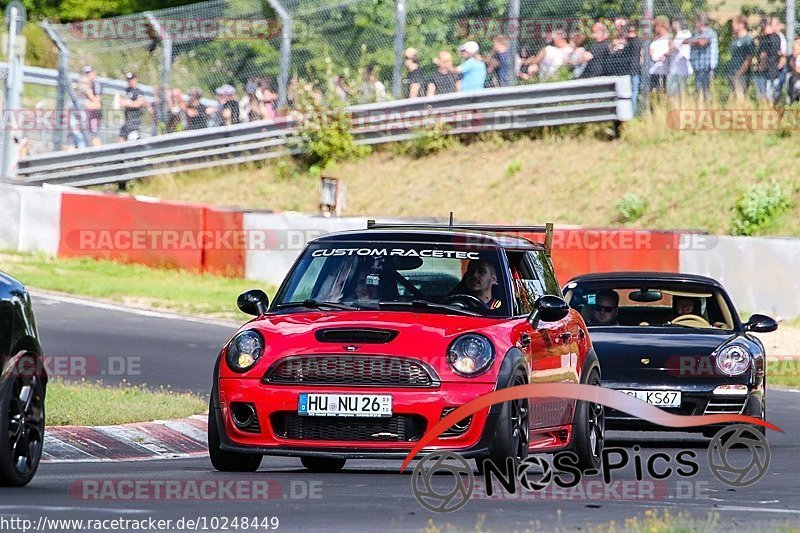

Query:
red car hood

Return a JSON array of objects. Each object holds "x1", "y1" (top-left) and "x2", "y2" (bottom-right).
[{"x1": 236, "y1": 310, "x2": 517, "y2": 382}]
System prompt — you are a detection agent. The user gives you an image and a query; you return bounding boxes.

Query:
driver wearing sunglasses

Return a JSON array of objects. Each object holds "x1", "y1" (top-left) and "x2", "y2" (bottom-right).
[{"x1": 590, "y1": 289, "x2": 620, "y2": 326}]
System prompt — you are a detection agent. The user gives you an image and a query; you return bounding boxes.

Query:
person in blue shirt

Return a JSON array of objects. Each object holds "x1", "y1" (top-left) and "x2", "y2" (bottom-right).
[{"x1": 456, "y1": 41, "x2": 487, "y2": 92}]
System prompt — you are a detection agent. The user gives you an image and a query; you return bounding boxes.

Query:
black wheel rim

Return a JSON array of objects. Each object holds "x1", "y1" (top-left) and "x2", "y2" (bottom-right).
[
  {"x1": 7, "y1": 376, "x2": 44, "y2": 476},
  {"x1": 588, "y1": 375, "x2": 604, "y2": 459},
  {"x1": 510, "y1": 375, "x2": 529, "y2": 461}
]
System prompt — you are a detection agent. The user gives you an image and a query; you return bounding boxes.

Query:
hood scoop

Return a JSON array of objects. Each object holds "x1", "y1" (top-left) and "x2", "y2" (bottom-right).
[{"x1": 315, "y1": 328, "x2": 399, "y2": 344}]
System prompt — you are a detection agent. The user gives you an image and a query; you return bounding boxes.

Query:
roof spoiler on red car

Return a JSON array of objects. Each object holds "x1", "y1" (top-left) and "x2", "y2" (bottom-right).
[{"x1": 366, "y1": 215, "x2": 555, "y2": 257}]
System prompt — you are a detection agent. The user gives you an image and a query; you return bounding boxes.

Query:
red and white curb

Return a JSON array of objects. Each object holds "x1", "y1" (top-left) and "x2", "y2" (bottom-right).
[{"x1": 42, "y1": 415, "x2": 209, "y2": 463}]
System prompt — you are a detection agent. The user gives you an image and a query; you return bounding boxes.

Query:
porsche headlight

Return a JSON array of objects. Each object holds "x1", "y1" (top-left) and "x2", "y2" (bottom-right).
[
  {"x1": 226, "y1": 330, "x2": 264, "y2": 373},
  {"x1": 715, "y1": 344, "x2": 751, "y2": 376},
  {"x1": 448, "y1": 334, "x2": 494, "y2": 376}
]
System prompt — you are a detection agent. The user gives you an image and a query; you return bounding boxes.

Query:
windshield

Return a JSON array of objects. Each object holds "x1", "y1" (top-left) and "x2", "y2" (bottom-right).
[
  {"x1": 563, "y1": 281, "x2": 736, "y2": 331},
  {"x1": 274, "y1": 242, "x2": 511, "y2": 316}
]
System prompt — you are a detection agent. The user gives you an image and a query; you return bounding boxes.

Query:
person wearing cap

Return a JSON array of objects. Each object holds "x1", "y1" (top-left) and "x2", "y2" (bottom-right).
[
  {"x1": 427, "y1": 51, "x2": 460, "y2": 96},
  {"x1": 119, "y1": 72, "x2": 147, "y2": 142},
  {"x1": 78, "y1": 66, "x2": 103, "y2": 146},
  {"x1": 455, "y1": 41, "x2": 487, "y2": 92},
  {"x1": 403, "y1": 47, "x2": 424, "y2": 98}
]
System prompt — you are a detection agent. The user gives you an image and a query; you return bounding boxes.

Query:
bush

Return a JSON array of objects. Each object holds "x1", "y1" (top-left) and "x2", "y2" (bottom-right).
[
  {"x1": 730, "y1": 182, "x2": 791, "y2": 236},
  {"x1": 615, "y1": 193, "x2": 648, "y2": 223},
  {"x1": 404, "y1": 120, "x2": 454, "y2": 158},
  {"x1": 505, "y1": 159, "x2": 522, "y2": 178},
  {"x1": 293, "y1": 85, "x2": 369, "y2": 170}
]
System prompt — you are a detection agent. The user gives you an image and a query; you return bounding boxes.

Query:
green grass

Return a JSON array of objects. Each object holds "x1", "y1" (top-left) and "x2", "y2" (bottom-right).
[
  {"x1": 0, "y1": 250, "x2": 274, "y2": 321},
  {"x1": 126, "y1": 106, "x2": 800, "y2": 237},
  {"x1": 47, "y1": 380, "x2": 206, "y2": 426}
]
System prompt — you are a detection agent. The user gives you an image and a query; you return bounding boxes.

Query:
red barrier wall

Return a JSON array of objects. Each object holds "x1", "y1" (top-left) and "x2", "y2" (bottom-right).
[
  {"x1": 550, "y1": 229, "x2": 681, "y2": 284},
  {"x1": 202, "y1": 208, "x2": 246, "y2": 277},
  {"x1": 59, "y1": 193, "x2": 206, "y2": 270}
]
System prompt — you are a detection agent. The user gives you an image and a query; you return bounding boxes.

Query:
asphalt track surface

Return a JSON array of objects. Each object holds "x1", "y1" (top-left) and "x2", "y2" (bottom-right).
[{"x1": 14, "y1": 294, "x2": 800, "y2": 532}]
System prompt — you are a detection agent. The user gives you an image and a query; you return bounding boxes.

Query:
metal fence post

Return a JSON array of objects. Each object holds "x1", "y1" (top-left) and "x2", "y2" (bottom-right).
[
  {"x1": 507, "y1": 0, "x2": 520, "y2": 86},
  {"x1": 41, "y1": 21, "x2": 70, "y2": 153},
  {"x1": 146, "y1": 13, "x2": 173, "y2": 134},
  {"x1": 787, "y1": 0, "x2": 796, "y2": 53},
  {"x1": 640, "y1": 0, "x2": 653, "y2": 115},
  {"x1": 1, "y1": 4, "x2": 23, "y2": 178},
  {"x1": 392, "y1": 0, "x2": 407, "y2": 98},
  {"x1": 267, "y1": 0, "x2": 292, "y2": 108}
]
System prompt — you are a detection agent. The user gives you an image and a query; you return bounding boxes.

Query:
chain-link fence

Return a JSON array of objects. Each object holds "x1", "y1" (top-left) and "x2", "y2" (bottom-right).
[{"x1": 3, "y1": 0, "x2": 798, "y2": 166}]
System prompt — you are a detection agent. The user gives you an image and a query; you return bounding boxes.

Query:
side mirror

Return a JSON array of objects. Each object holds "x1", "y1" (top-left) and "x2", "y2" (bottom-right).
[
  {"x1": 237, "y1": 289, "x2": 269, "y2": 316},
  {"x1": 744, "y1": 314, "x2": 778, "y2": 333},
  {"x1": 527, "y1": 295, "x2": 570, "y2": 327}
]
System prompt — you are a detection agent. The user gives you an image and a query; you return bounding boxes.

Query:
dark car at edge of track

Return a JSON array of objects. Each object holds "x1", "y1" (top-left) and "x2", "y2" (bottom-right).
[
  {"x1": 0, "y1": 271, "x2": 46, "y2": 486},
  {"x1": 208, "y1": 221, "x2": 604, "y2": 473},
  {"x1": 562, "y1": 271, "x2": 777, "y2": 436}
]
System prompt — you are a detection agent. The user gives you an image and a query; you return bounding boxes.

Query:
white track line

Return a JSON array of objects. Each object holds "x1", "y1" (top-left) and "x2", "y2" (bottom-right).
[{"x1": 30, "y1": 289, "x2": 239, "y2": 327}]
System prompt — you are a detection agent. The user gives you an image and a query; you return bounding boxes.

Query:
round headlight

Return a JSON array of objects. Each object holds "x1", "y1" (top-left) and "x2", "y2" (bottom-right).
[
  {"x1": 448, "y1": 334, "x2": 494, "y2": 377},
  {"x1": 226, "y1": 330, "x2": 264, "y2": 373},
  {"x1": 714, "y1": 345, "x2": 751, "y2": 376}
]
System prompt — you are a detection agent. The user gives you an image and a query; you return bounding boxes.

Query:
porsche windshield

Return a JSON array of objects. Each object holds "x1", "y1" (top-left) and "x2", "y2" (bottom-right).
[
  {"x1": 275, "y1": 242, "x2": 510, "y2": 316},
  {"x1": 563, "y1": 281, "x2": 736, "y2": 330}
]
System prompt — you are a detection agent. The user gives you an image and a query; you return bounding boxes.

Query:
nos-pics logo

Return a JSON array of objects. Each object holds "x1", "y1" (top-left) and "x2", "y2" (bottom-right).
[{"x1": 411, "y1": 424, "x2": 770, "y2": 513}]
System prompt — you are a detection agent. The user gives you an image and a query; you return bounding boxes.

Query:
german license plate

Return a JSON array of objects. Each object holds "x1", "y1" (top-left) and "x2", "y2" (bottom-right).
[
  {"x1": 620, "y1": 390, "x2": 681, "y2": 407},
  {"x1": 298, "y1": 393, "x2": 392, "y2": 417}
]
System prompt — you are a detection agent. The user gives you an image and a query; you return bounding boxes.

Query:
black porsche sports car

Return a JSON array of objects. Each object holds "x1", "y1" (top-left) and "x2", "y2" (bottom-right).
[
  {"x1": 563, "y1": 272, "x2": 777, "y2": 436},
  {"x1": 0, "y1": 271, "x2": 46, "y2": 486}
]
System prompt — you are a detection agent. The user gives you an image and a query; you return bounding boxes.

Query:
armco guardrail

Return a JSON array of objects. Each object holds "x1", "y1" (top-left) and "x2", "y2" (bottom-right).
[{"x1": 13, "y1": 76, "x2": 632, "y2": 187}]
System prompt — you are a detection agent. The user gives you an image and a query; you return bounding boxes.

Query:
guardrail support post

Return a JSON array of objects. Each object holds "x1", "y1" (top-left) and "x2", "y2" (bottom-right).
[
  {"x1": 267, "y1": 0, "x2": 292, "y2": 109},
  {"x1": 392, "y1": 0, "x2": 407, "y2": 98}
]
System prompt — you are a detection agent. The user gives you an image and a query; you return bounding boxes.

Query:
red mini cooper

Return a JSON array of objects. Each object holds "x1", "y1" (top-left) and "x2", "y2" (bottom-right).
[{"x1": 208, "y1": 221, "x2": 602, "y2": 472}]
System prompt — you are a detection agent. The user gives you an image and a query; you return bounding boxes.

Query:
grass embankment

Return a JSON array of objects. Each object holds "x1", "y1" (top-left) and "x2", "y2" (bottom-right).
[
  {"x1": 127, "y1": 106, "x2": 800, "y2": 237},
  {"x1": 0, "y1": 250, "x2": 275, "y2": 322},
  {"x1": 48, "y1": 380, "x2": 206, "y2": 426}
]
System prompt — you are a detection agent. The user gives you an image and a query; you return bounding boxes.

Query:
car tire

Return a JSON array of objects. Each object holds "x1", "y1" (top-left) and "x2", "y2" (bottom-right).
[
  {"x1": 570, "y1": 368, "x2": 604, "y2": 472},
  {"x1": 300, "y1": 457, "x2": 346, "y2": 473},
  {"x1": 207, "y1": 400, "x2": 262, "y2": 472},
  {"x1": 0, "y1": 365, "x2": 46, "y2": 487},
  {"x1": 476, "y1": 367, "x2": 529, "y2": 474}
]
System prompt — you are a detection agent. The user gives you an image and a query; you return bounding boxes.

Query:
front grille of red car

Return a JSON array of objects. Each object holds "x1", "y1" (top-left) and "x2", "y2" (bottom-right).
[
  {"x1": 262, "y1": 356, "x2": 439, "y2": 387},
  {"x1": 272, "y1": 414, "x2": 426, "y2": 442}
]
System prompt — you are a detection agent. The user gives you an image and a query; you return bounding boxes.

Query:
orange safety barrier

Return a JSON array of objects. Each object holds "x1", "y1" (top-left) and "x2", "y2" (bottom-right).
[
  {"x1": 202, "y1": 207, "x2": 246, "y2": 277},
  {"x1": 59, "y1": 193, "x2": 206, "y2": 270}
]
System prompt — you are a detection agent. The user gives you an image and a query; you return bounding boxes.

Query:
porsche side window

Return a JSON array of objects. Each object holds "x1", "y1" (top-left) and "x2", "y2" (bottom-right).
[{"x1": 506, "y1": 252, "x2": 543, "y2": 316}]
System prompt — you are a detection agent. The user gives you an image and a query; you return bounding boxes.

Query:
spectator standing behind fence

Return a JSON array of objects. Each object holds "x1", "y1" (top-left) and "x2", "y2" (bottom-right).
[
  {"x1": 649, "y1": 17, "x2": 671, "y2": 92},
  {"x1": 516, "y1": 46, "x2": 534, "y2": 81},
  {"x1": 428, "y1": 51, "x2": 460, "y2": 95},
  {"x1": 611, "y1": 19, "x2": 642, "y2": 114},
  {"x1": 455, "y1": 41, "x2": 487, "y2": 91},
  {"x1": 240, "y1": 81, "x2": 263, "y2": 122},
  {"x1": 754, "y1": 17, "x2": 781, "y2": 103},
  {"x1": 687, "y1": 14, "x2": 718, "y2": 102},
  {"x1": 666, "y1": 18, "x2": 693, "y2": 99},
  {"x1": 118, "y1": 72, "x2": 146, "y2": 142},
  {"x1": 185, "y1": 88, "x2": 208, "y2": 130},
  {"x1": 358, "y1": 66, "x2": 388, "y2": 103},
  {"x1": 78, "y1": 66, "x2": 102, "y2": 146},
  {"x1": 580, "y1": 23, "x2": 612, "y2": 78},
  {"x1": 789, "y1": 42, "x2": 800, "y2": 103},
  {"x1": 527, "y1": 30, "x2": 573, "y2": 81},
  {"x1": 487, "y1": 35, "x2": 513, "y2": 87},
  {"x1": 567, "y1": 35, "x2": 589, "y2": 78},
  {"x1": 770, "y1": 17, "x2": 788, "y2": 103},
  {"x1": 728, "y1": 15, "x2": 755, "y2": 100},
  {"x1": 403, "y1": 48, "x2": 424, "y2": 98},
  {"x1": 165, "y1": 88, "x2": 185, "y2": 133}
]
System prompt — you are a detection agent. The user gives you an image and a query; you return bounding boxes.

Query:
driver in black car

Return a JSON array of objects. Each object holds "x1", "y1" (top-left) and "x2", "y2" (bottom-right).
[
  {"x1": 673, "y1": 296, "x2": 697, "y2": 317},
  {"x1": 461, "y1": 260, "x2": 502, "y2": 309}
]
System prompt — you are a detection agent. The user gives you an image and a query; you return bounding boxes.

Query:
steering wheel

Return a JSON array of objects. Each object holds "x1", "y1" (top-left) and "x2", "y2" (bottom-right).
[
  {"x1": 669, "y1": 314, "x2": 711, "y2": 328},
  {"x1": 442, "y1": 294, "x2": 489, "y2": 311}
]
